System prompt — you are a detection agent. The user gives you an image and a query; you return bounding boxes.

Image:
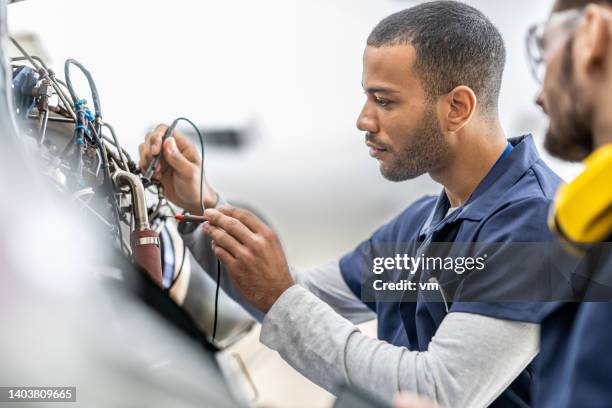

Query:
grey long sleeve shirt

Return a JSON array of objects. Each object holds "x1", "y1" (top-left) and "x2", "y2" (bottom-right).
[{"x1": 179, "y1": 212, "x2": 539, "y2": 408}]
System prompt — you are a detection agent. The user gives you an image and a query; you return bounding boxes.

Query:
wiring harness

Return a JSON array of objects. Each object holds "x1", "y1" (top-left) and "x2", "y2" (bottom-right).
[{"x1": 9, "y1": 37, "x2": 221, "y2": 342}]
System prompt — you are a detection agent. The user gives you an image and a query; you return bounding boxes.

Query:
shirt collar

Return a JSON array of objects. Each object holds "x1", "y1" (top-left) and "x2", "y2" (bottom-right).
[{"x1": 420, "y1": 134, "x2": 541, "y2": 236}]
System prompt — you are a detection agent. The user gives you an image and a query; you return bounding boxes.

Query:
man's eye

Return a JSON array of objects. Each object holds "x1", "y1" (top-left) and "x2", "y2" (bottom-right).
[{"x1": 375, "y1": 97, "x2": 390, "y2": 107}]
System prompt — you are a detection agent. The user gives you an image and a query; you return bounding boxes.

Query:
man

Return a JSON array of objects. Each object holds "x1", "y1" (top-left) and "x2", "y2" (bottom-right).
[
  {"x1": 528, "y1": 0, "x2": 612, "y2": 406},
  {"x1": 140, "y1": 2, "x2": 559, "y2": 406}
]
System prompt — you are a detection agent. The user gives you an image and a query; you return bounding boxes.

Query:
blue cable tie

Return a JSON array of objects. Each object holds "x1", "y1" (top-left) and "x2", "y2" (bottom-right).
[
  {"x1": 74, "y1": 98, "x2": 87, "y2": 108},
  {"x1": 74, "y1": 124, "x2": 89, "y2": 135},
  {"x1": 76, "y1": 109, "x2": 95, "y2": 122}
]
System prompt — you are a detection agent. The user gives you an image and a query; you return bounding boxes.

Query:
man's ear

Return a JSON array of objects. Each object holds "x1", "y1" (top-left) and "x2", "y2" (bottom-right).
[
  {"x1": 577, "y1": 5, "x2": 610, "y2": 73},
  {"x1": 438, "y1": 85, "x2": 477, "y2": 133}
]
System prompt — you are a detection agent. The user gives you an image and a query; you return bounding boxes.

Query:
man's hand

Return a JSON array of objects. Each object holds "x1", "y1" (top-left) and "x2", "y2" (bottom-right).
[
  {"x1": 202, "y1": 206, "x2": 294, "y2": 313},
  {"x1": 138, "y1": 124, "x2": 217, "y2": 214}
]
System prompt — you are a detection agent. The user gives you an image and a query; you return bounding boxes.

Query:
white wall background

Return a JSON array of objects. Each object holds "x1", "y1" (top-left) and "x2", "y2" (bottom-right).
[
  {"x1": 7, "y1": 1, "x2": 584, "y2": 406},
  {"x1": 7, "y1": 0, "x2": 584, "y2": 269}
]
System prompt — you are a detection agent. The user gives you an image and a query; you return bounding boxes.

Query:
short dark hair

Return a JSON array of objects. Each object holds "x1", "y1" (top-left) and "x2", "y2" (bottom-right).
[
  {"x1": 554, "y1": 0, "x2": 612, "y2": 11},
  {"x1": 367, "y1": 1, "x2": 505, "y2": 114}
]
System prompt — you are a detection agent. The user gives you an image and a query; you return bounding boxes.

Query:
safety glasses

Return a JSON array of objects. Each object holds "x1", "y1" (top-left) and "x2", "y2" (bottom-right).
[{"x1": 526, "y1": 9, "x2": 583, "y2": 84}]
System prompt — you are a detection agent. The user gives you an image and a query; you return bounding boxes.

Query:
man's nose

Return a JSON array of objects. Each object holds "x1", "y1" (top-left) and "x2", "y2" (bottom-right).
[
  {"x1": 356, "y1": 104, "x2": 379, "y2": 134},
  {"x1": 535, "y1": 91, "x2": 548, "y2": 115}
]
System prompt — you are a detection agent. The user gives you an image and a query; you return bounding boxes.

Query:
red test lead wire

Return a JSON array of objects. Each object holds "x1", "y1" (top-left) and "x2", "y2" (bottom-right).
[{"x1": 174, "y1": 213, "x2": 206, "y2": 223}]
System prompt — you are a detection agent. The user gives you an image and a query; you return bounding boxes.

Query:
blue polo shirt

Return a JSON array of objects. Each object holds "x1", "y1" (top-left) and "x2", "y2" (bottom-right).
[
  {"x1": 534, "y1": 239, "x2": 612, "y2": 408},
  {"x1": 340, "y1": 135, "x2": 562, "y2": 408}
]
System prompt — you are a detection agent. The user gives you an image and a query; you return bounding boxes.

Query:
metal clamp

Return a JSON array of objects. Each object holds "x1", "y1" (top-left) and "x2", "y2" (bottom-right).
[{"x1": 133, "y1": 236, "x2": 160, "y2": 247}]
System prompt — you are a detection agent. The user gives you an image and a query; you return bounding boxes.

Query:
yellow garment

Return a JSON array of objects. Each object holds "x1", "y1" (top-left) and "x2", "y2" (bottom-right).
[{"x1": 550, "y1": 143, "x2": 612, "y2": 252}]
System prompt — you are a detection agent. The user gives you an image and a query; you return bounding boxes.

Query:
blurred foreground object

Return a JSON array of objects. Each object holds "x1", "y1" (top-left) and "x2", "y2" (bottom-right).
[{"x1": 0, "y1": 0, "x2": 253, "y2": 405}]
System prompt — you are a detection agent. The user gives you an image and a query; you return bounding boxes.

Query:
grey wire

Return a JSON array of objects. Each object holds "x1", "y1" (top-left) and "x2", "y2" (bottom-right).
[
  {"x1": 162, "y1": 117, "x2": 205, "y2": 215},
  {"x1": 51, "y1": 77, "x2": 79, "y2": 117},
  {"x1": 9, "y1": 38, "x2": 41, "y2": 72},
  {"x1": 64, "y1": 58, "x2": 102, "y2": 118},
  {"x1": 51, "y1": 81, "x2": 77, "y2": 121},
  {"x1": 93, "y1": 148, "x2": 102, "y2": 177},
  {"x1": 106, "y1": 146, "x2": 127, "y2": 172},
  {"x1": 147, "y1": 183, "x2": 165, "y2": 222},
  {"x1": 101, "y1": 122, "x2": 129, "y2": 170},
  {"x1": 102, "y1": 134, "x2": 135, "y2": 170},
  {"x1": 9, "y1": 37, "x2": 77, "y2": 122},
  {"x1": 11, "y1": 55, "x2": 51, "y2": 74},
  {"x1": 86, "y1": 120, "x2": 127, "y2": 255},
  {"x1": 159, "y1": 117, "x2": 219, "y2": 340}
]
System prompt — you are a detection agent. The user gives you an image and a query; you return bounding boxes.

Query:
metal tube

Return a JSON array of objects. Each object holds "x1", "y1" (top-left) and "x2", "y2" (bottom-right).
[
  {"x1": 28, "y1": 113, "x2": 73, "y2": 123},
  {"x1": 111, "y1": 170, "x2": 149, "y2": 231},
  {"x1": 39, "y1": 108, "x2": 48, "y2": 146}
]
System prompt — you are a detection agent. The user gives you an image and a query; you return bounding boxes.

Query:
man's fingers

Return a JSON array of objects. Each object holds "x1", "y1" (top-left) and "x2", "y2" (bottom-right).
[
  {"x1": 203, "y1": 209, "x2": 258, "y2": 245},
  {"x1": 212, "y1": 244, "x2": 238, "y2": 271},
  {"x1": 152, "y1": 163, "x2": 163, "y2": 181},
  {"x1": 148, "y1": 124, "x2": 167, "y2": 157},
  {"x1": 139, "y1": 124, "x2": 203, "y2": 174},
  {"x1": 216, "y1": 206, "x2": 268, "y2": 234},
  {"x1": 139, "y1": 124, "x2": 167, "y2": 171},
  {"x1": 202, "y1": 222, "x2": 246, "y2": 259},
  {"x1": 162, "y1": 138, "x2": 197, "y2": 179},
  {"x1": 140, "y1": 142, "x2": 162, "y2": 178},
  {"x1": 171, "y1": 131, "x2": 201, "y2": 163},
  {"x1": 138, "y1": 143, "x2": 146, "y2": 172},
  {"x1": 139, "y1": 140, "x2": 152, "y2": 173}
]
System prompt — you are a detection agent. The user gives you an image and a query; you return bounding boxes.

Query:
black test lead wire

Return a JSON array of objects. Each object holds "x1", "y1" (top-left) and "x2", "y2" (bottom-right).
[{"x1": 160, "y1": 118, "x2": 222, "y2": 342}]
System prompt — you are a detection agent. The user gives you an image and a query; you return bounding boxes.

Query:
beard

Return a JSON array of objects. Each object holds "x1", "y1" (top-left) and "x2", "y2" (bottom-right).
[
  {"x1": 544, "y1": 38, "x2": 594, "y2": 162},
  {"x1": 368, "y1": 106, "x2": 450, "y2": 182}
]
